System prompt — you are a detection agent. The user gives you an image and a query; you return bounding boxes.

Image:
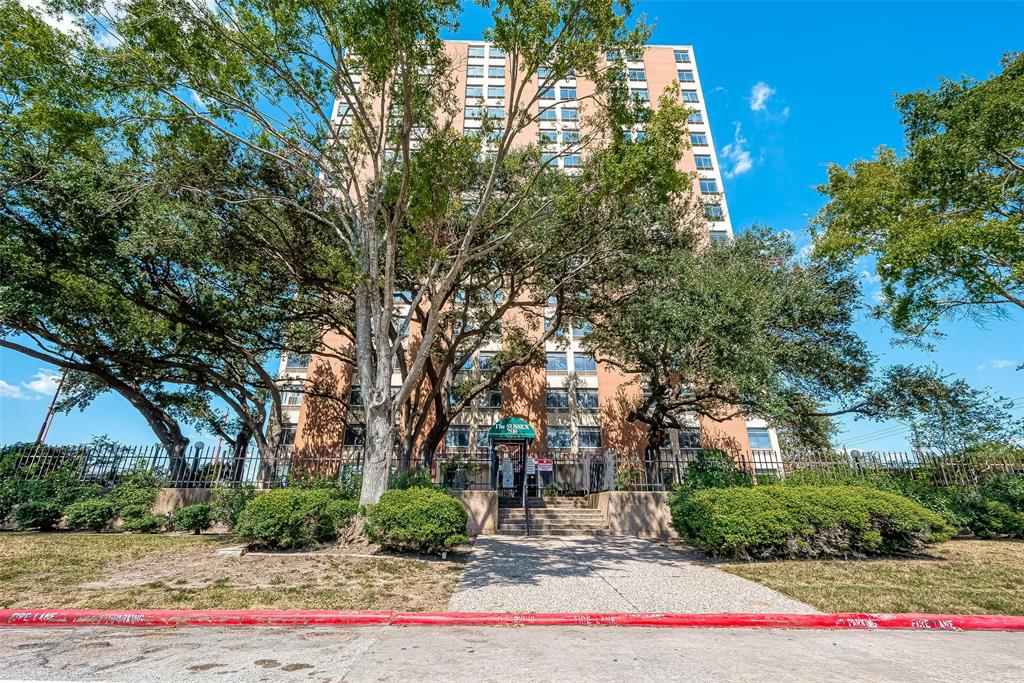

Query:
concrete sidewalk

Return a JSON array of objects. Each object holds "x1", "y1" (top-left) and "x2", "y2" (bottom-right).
[
  {"x1": 2, "y1": 626, "x2": 1021, "y2": 681},
  {"x1": 448, "y1": 535, "x2": 816, "y2": 613}
]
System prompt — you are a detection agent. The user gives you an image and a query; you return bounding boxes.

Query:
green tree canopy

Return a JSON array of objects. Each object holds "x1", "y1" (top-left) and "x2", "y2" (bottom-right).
[{"x1": 813, "y1": 52, "x2": 1024, "y2": 339}]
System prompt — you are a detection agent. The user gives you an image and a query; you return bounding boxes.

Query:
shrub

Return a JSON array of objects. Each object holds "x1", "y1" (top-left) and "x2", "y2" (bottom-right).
[
  {"x1": 672, "y1": 485, "x2": 954, "y2": 559},
  {"x1": 108, "y1": 470, "x2": 164, "y2": 518},
  {"x1": 365, "y1": 487, "x2": 468, "y2": 554},
  {"x1": 234, "y1": 488, "x2": 357, "y2": 549},
  {"x1": 211, "y1": 484, "x2": 258, "y2": 529},
  {"x1": 681, "y1": 450, "x2": 753, "y2": 490},
  {"x1": 13, "y1": 500, "x2": 64, "y2": 530},
  {"x1": 120, "y1": 512, "x2": 166, "y2": 533},
  {"x1": 172, "y1": 503, "x2": 214, "y2": 534},
  {"x1": 389, "y1": 469, "x2": 434, "y2": 490},
  {"x1": 64, "y1": 497, "x2": 116, "y2": 532},
  {"x1": 968, "y1": 500, "x2": 1024, "y2": 539}
]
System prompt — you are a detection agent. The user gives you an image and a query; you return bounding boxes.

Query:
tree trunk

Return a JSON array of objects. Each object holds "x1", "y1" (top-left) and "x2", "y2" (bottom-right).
[
  {"x1": 229, "y1": 426, "x2": 251, "y2": 483},
  {"x1": 360, "y1": 395, "x2": 394, "y2": 505}
]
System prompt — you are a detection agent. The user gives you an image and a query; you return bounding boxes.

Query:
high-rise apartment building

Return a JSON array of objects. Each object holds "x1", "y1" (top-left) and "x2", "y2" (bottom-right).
[{"x1": 277, "y1": 42, "x2": 779, "y2": 463}]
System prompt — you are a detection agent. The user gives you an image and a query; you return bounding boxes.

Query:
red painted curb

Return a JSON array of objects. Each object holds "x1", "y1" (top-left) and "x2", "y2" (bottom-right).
[{"x1": 2, "y1": 609, "x2": 1023, "y2": 631}]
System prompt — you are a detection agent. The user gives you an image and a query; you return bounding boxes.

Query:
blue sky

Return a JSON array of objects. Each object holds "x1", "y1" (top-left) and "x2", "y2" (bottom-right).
[{"x1": 2, "y1": 0, "x2": 1022, "y2": 449}]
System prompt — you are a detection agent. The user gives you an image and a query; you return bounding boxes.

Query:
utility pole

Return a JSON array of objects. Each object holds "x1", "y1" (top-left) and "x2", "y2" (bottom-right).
[{"x1": 34, "y1": 369, "x2": 67, "y2": 445}]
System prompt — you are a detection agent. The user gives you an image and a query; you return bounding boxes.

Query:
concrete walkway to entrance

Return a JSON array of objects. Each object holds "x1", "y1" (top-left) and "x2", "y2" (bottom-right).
[{"x1": 448, "y1": 535, "x2": 817, "y2": 613}]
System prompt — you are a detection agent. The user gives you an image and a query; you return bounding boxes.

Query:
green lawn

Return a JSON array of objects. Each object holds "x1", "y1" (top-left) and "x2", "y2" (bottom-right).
[
  {"x1": 0, "y1": 531, "x2": 464, "y2": 611},
  {"x1": 720, "y1": 539, "x2": 1024, "y2": 615}
]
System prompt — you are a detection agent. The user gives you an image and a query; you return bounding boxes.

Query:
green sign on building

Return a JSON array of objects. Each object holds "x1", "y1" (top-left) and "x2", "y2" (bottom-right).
[{"x1": 488, "y1": 417, "x2": 536, "y2": 441}]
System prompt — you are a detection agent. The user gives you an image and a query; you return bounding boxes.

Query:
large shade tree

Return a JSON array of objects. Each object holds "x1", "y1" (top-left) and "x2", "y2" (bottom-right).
[
  {"x1": 813, "y1": 52, "x2": 1023, "y2": 340},
  {"x1": 40, "y1": 0, "x2": 681, "y2": 504}
]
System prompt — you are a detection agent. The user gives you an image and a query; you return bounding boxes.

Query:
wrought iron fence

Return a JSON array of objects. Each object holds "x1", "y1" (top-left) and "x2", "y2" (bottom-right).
[{"x1": 2, "y1": 442, "x2": 1021, "y2": 492}]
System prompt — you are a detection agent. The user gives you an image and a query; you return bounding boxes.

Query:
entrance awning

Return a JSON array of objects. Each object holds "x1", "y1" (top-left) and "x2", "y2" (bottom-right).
[{"x1": 488, "y1": 417, "x2": 536, "y2": 441}]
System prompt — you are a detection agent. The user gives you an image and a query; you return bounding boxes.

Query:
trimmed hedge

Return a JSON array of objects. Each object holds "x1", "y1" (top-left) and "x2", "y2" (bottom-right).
[
  {"x1": 672, "y1": 485, "x2": 954, "y2": 559},
  {"x1": 12, "y1": 500, "x2": 63, "y2": 530},
  {"x1": 64, "y1": 497, "x2": 117, "y2": 532},
  {"x1": 172, "y1": 503, "x2": 214, "y2": 534},
  {"x1": 365, "y1": 486, "x2": 468, "y2": 554},
  {"x1": 235, "y1": 488, "x2": 357, "y2": 549}
]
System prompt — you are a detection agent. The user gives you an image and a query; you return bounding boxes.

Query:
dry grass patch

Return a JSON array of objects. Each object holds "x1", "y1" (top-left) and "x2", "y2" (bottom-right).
[
  {"x1": 720, "y1": 539, "x2": 1024, "y2": 615},
  {"x1": 0, "y1": 531, "x2": 464, "y2": 611}
]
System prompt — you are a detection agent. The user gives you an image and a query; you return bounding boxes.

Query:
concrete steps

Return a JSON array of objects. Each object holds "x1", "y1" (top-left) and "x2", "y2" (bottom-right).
[{"x1": 497, "y1": 498, "x2": 607, "y2": 535}]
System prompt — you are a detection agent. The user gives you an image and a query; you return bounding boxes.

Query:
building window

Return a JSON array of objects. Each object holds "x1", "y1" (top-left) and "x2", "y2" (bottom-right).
[
  {"x1": 579, "y1": 427, "x2": 602, "y2": 449},
  {"x1": 465, "y1": 106, "x2": 483, "y2": 119},
  {"x1": 699, "y1": 179, "x2": 718, "y2": 194},
  {"x1": 563, "y1": 154, "x2": 581, "y2": 167},
  {"x1": 690, "y1": 132, "x2": 708, "y2": 146},
  {"x1": 488, "y1": 66, "x2": 505, "y2": 78},
  {"x1": 674, "y1": 50, "x2": 691, "y2": 63},
  {"x1": 626, "y1": 51, "x2": 643, "y2": 62},
  {"x1": 678, "y1": 70, "x2": 695, "y2": 82},
  {"x1": 538, "y1": 66, "x2": 553, "y2": 78},
  {"x1": 687, "y1": 111, "x2": 704, "y2": 125},
  {"x1": 286, "y1": 353, "x2": 310, "y2": 370},
  {"x1": 486, "y1": 106, "x2": 505, "y2": 119},
  {"x1": 465, "y1": 85, "x2": 483, "y2": 99},
  {"x1": 446, "y1": 425, "x2": 471, "y2": 448},
  {"x1": 681, "y1": 89, "x2": 699, "y2": 103},
  {"x1": 561, "y1": 108, "x2": 578, "y2": 121},
  {"x1": 546, "y1": 388, "x2": 569, "y2": 410},
  {"x1": 630, "y1": 88, "x2": 649, "y2": 101},
  {"x1": 475, "y1": 428, "x2": 490, "y2": 449},
  {"x1": 479, "y1": 352, "x2": 496, "y2": 372},
  {"x1": 546, "y1": 352, "x2": 568, "y2": 373},
  {"x1": 539, "y1": 108, "x2": 557, "y2": 121},
  {"x1": 748, "y1": 427, "x2": 773, "y2": 450},
  {"x1": 348, "y1": 385, "x2": 363, "y2": 407},
  {"x1": 280, "y1": 425, "x2": 297, "y2": 445},
  {"x1": 343, "y1": 424, "x2": 365, "y2": 446},
  {"x1": 633, "y1": 130, "x2": 646, "y2": 142},
  {"x1": 539, "y1": 87, "x2": 555, "y2": 100},
  {"x1": 468, "y1": 45, "x2": 485, "y2": 58},
  {"x1": 538, "y1": 130, "x2": 557, "y2": 143},
  {"x1": 487, "y1": 85, "x2": 505, "y2": 98},
  {"x1": 678, "y1": 428, "x2": 701, "y2": 450},
  {"x1": 490, "y1": 46, "x2": 505, "y2": 58},
  {"x1": 605, "y1": 49, "x2": 620, "y2": 61},
  {"x1": 705, "y1": 204, "x2": 724, "y2": 220},
  {"x1": 627, "y1": 68, "x2": 646, "y2": 81},
  {"x1": 709, "y1": 229, "x2": 729, "y2": 244},
  {"x1": 481, "y1": 390, "x2": 502, "y2": 409},
  {"x1": 576, "y1": 389, "x2": 599, "y2": 411},
  {"x1": 574, "y1": 354, "x2": 597, "y2": 374},
  {"x1": 467, "y1": 65, "x2": 484, "y2": 78},
  {"x1": 562, "y1": 130, "x2": 580, "y2": 143},
  {"x1": 547, "y1": 425, "x2": 571, "y2": 449},
  {"x1": 695, "y1": 154, "x2": 713, "y2": 170},
  {"x1": 282, "y1": 385, "x2": 304, "y2": 407},
  {"x1": 560, "y1": 87, "x2": 576, "y2": 100}
]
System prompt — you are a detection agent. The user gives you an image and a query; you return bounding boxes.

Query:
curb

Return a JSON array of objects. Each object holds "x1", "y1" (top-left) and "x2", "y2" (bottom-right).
[{"x1": 2, "y1": 609, "x2": 1023, "y2": 631}]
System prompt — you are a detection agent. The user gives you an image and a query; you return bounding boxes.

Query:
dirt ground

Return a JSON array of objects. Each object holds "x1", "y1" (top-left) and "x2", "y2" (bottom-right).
[{"x1": 0, "y1": 532, "x2": 467, "y2": 611}]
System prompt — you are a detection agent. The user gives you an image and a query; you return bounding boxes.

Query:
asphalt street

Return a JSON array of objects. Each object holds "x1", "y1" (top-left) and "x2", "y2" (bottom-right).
[{"x1": 1, "y1": 626, "x2": 1022, "y2": 682}]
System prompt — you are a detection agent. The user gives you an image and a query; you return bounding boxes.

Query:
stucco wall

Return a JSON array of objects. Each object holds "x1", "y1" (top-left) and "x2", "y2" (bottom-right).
[
  {"x1": 152, "y1": 488, "x2": 213, "y2": 517},
  {"x1": 451, "y1": 490, "x2": 498, "y2": 536},
  {"x1": 589, "y1": 491, "x2": 677, "y2": 539}
]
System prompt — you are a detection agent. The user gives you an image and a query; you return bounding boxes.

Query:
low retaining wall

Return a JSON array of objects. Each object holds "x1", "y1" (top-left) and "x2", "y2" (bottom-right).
[
  {"x1": 152, "y1": 488, "x2": 213, "y2": 517},
  {"x1": 589, "y1": 491, "x2": 676, "y2": 539},
  {"x1": 450, "y1": 491, "x2": 498, "y2": 536}
]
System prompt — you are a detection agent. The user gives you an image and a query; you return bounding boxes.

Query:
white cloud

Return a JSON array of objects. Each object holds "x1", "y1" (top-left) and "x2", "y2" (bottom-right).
[
  {"x1": 0, "y1": 369, "x2": 61, "y2": 400},
  {"x1": 979, "y1": 359, "x2": 1017, "y2": 371},
  {"x1": 860, "y1": 270, "x2": 881, "y2": 285},
  {"x1": 19, "y1": 0, "x2": 80, "y2": 35},
  {"x1": 721, "y1": 123, "x2": 753, "y2": 180},
  {"x1": 0, "y1": 380, "x2": 28, "y2": 400},
  {"x1": 24, "y1": 370, "x2": 61, "y2": 396},
  {"x1": 749, "y1": 82, "x2": 775, "y2": 112}
]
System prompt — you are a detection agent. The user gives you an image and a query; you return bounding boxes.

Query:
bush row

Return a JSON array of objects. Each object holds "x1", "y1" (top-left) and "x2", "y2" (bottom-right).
[{"x1": 672, "y1": 484, "x2": 954, "y2": 559}]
